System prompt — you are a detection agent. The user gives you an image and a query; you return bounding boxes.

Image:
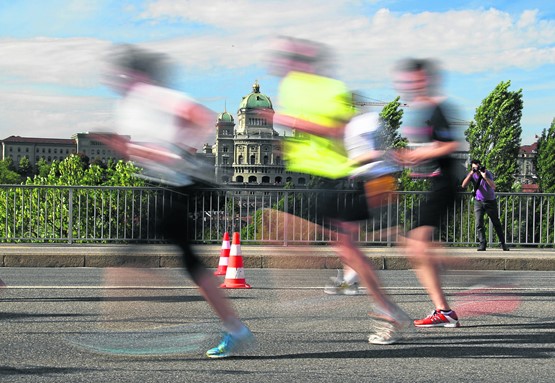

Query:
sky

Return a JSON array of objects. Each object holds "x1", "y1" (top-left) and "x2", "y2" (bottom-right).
[{"x1": 1, "y1": 0, "x2": 554, "y2": 146}]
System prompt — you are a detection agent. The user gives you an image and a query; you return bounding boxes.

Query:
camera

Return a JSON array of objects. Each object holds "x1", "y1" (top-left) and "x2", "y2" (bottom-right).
[{"x1": 479, "y1": 165, "x2": 486, "y2": 172}]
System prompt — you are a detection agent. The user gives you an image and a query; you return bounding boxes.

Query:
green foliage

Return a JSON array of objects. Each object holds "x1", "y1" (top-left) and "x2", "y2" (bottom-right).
[
  {"x1": 35, "y1": 158, "x2": 51, "y2": 178},
  {"x1": 379, "y1": 96, "x2": 407, "y2": 149},
  {"x1": 26, "y1": 154, "x2": 145, "y2": 187},
  {"x1": 379, "y1": 98, "x2": 409, "y2": 191},
  {"x1": 0, "y1": 160, "x2": 22, "y2": 184},
  {"x1": 4, "y1": 157, "x2": 16, "y2": 172},
  {"x1": 397, "y1": 169, "x2": 429, "y2": 192},
  {"x1": 465, "y1": 80, "x2": 523, "y2": 192},
  {"x1": 0, "y1": 154, "x2": 150, "y2": 243},
  {"x1": 241, "y1": 208, "x2": 264, "y2": 241},
  {"x1": 534, "y1": 118, "x2": 555, "y2": 193},
  {"x1": 18, "y1": 157, "x2": 33, "y2": 179}
]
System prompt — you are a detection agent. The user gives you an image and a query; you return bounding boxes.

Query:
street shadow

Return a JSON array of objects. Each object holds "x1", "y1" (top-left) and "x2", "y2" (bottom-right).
[
  {"x1": 171, "y1": 321, "x2": 555, "y2": 362},
  {"x1": 0, "y1": 295, "x2": 254, "y2": 303},
  {"x1": 461, "y1": 321, "x2": 555, "y2": 330},
  {"x1": 0, "y1": 365, "x2": 98, "y2": 376},
  {"x1": 0, "y1": 312, "x2": 90, "y2": 320},
  {"x1": 235, "y1": 340, "x2": 553, "y2": 360}
]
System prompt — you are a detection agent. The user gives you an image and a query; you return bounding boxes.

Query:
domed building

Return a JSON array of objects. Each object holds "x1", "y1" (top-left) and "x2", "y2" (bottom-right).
[{"x1": 211, "y1": 81, "x2": 307, "y2": 186}]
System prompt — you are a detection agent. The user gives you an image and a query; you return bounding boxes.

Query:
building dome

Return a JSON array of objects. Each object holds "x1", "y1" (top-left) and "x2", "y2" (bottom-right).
[
  {"x1": 217, "y1": 111, "x2": 234, "y2": 122},
  {"x1": 239, "y1": 81, "x2": 273, "y2": 110}
]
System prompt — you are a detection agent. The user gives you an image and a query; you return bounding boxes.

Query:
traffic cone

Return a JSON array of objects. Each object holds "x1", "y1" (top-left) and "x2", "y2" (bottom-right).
[
  {"x1": 220, "y1": 232, "x2": 251, "y2": 289},
  {"x1": 214, "y1": 232, "x2": 231, "y2": 276}
]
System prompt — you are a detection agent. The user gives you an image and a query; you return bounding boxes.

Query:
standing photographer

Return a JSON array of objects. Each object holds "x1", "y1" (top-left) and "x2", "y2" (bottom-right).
[{"x1": 462, "y1": 159, "x2": 509, "y2": 251}]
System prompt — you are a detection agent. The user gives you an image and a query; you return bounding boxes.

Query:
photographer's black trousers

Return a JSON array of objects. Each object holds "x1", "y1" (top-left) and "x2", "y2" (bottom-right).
[{"x1": 474, "y1": 199, "x2": 506, "y2": 248}]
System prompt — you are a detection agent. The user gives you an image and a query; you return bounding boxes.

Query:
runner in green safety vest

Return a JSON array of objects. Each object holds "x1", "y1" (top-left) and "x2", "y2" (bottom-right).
[
  {"x1": 276, "y1": 70, "x2": 356, "y2": 179},
  {"x1": 266, "y1": 36, "x2": 412, "y2": 346}
]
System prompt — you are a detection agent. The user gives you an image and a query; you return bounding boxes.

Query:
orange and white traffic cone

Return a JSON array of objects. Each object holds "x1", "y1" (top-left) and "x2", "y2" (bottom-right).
[
  {"x1": 214, "y1": 232, "x2": 231, "y2": 276},
  {"x1": 220, "y1": 232, "x2": 251, "y2": 289}
]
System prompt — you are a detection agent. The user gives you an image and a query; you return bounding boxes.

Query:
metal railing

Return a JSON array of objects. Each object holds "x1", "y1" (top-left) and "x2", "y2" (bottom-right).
[{"x1": 1, "y1": 185, "x2": 554, "y2": 246}]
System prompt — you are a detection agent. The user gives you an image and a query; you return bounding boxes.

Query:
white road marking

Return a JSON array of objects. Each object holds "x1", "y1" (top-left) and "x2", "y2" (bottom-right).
[{"x1": 2, "y1": 286, "x2": 553, "y2": 291}]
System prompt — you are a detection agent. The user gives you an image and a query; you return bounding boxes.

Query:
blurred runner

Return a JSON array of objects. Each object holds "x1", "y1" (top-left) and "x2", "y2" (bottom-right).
[
  {"x1": 324, "y1": 110, "x2": 400, "y2": 295},
  {"x1": 392, "y1": 58, "x2": 462, "y2": 328},
  {"x1": 267, "y1": 36, "x2": 411, "y2": 345},
  {"x1": 102, "y1": 44, "x2": 254, "y2": 358}
]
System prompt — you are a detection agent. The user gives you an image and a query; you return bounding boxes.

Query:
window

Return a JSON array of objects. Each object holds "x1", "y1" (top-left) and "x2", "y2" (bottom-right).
[
  {"x1": 248, "y1": 176, "x2": 257, "y2": 183},
  {"x1": 250, "y1": 155, "x2": 255, "y2": 165},
  {"x1": 263, "y1": 155, "x2": 268, "y2": 165},
  {"x1": 236, "y1": 176, "x2": 244, "y2": 182},
  {"x1": 238, "y1": 155, "x2": 243, "y2": 164},
  {"x1": 223, "y1": 146, "x2": 228, "y2": 153},
  {"x1": 262, "y1": 176, "x2": 270, "y2": 183}
]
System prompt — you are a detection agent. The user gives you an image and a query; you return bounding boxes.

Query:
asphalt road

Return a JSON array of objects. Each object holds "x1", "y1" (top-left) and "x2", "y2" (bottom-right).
[{"x1": 1, "y1": 268, "x2": 554, "y2": 383}]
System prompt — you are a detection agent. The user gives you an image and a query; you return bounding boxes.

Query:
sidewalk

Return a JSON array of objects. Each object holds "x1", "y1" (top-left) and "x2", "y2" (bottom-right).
[{"x1": 0, "y1": 244, "x2": 554, "y2": 270}]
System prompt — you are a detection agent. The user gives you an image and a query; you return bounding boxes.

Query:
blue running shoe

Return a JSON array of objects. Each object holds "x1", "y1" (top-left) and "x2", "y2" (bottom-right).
[{"x1": 206, "y1": 326, "x2": 255, "y2": 358}]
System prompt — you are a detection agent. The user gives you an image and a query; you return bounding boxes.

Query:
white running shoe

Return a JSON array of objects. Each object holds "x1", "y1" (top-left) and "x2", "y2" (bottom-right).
[
  {"x1": 324, "y1": 270, "x2": 362, "y2": 295},
  {"x1": 368, "y1": 303, "x2": 413, "y2": 345}
]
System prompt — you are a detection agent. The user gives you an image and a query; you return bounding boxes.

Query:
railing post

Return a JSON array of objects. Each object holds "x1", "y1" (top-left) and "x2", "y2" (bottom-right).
[
  {"x1": 283, "y1": 190, "x2": 289, "y2": 247},
  {"x1": 387, "y1": 193, "x2": 393, "y2": 247},
  {"x1": 68, "y1": 188, "x2": 73, "y2": 244}
]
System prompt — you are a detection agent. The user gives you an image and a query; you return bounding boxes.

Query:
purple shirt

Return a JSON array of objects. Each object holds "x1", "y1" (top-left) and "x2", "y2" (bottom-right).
[{"x1": 473, "y1": 170, "x2": 496, "y2": 201}]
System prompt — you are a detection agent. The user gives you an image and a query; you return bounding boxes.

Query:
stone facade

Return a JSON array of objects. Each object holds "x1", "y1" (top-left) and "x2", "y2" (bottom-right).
[
  {"x1": 209, "y1": 81, "x2": 307, "y2": 186},
  {"x1": 516, "y1": 142, "x2": 538, "y2": 188},
  {"x1": 1, "y1": 133, "x2": 126, "y2": 168}
]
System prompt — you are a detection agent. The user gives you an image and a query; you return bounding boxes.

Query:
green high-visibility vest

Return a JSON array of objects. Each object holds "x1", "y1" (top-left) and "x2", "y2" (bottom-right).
[{"x1": 278, "y1": 71, "x2": 356, "y2": 179}]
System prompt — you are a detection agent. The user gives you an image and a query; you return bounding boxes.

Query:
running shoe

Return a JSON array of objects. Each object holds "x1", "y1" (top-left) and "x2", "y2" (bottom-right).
[
  {"x1": 368, "y1": 303, "x2": 413, "y2": 345},
  {"x1": 206, "y1": 326, "x2": 255, "y2": 358},
  {"x1": 324, "y1": 270, "x2": 362, "y2": 295},
  {"x1": 413, "y1": 309, "x2": 460, "y2": 328}
]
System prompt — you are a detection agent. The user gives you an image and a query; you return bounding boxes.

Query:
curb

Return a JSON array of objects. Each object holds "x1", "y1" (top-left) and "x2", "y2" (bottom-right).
[{"x1": 0, "y1": 244, "x2": 554, "y2": 271}]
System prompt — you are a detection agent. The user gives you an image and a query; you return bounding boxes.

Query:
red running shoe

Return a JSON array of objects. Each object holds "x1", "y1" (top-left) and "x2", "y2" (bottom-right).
[{"x1": 414, "y1": 310, "x2": 460, "y2": 328}]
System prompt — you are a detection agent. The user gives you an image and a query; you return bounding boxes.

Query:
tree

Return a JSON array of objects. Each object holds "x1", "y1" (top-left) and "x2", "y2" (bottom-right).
[
  {"x1": 18, "y1": 156, "x2": 34, "y2": 180},
  {"x1": 0, "y1": 160, "x2": 22, "y2": 184},
  {"x1": 7, "y1": 155, "x2": 148, "y2": 243},
  {"x1": 378, "y1": 97, "x2": 427, "y2": 192},
  {"x1": 26, "y1": 154, "x2": 145, "y2": 187},
  {"x1": 75, "y1": 152, "x2": 90, "y2": 169},
  {"x1": 379, "y1": 96, "x2": 406, "y2": 149},
  {"x1": 534, "y1": 118, "x2": 555, "y2": 193},
  {"x1": 4, "y1": 157, "x2": 17, "y2": 172},
  {"x1": 465, "y1": 81, "x2": 523, "y2": 191},
  {"x1": 35, "y1": 158, "x2": 51, "y2": 178}
]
